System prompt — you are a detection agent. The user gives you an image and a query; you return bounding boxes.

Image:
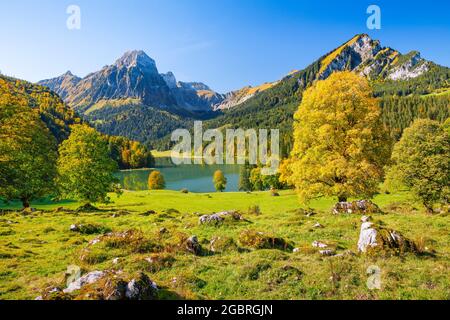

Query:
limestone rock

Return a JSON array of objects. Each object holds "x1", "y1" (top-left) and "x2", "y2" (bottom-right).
[
  {"x1": 64, "y1": 271, "x2": 106, "y2": 293},
  {"x1": 332, "y1": 200, "x2": 381, "y2": 215},
  {"x1": 357, "y1": 221, "x2": 417, "y2": 254}
]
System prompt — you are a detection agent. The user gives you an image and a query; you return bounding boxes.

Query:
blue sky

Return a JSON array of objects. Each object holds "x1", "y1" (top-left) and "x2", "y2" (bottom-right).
[{"x1": 0, "y1": 0, "x2": 449, "y2": 93}]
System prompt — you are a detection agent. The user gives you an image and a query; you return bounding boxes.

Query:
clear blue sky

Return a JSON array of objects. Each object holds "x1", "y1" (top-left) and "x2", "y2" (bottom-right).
[{"x1": 0, "y1": 0, "x2": 449, "y2": 93}]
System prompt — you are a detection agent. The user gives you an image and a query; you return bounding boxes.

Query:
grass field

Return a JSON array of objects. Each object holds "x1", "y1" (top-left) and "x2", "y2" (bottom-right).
[{"x1": 0, "y1": 190, "x2": 449, "y2": 300}]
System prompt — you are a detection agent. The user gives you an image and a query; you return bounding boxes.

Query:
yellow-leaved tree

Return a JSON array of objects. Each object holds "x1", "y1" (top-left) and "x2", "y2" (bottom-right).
[{"x1": 280, "y1": 72, "x2": 391, "y2": 203}]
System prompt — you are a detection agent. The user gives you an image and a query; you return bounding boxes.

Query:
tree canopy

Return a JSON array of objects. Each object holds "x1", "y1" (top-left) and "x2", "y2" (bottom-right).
[
  {"x1": 148, "y1": 171, "x2": 166, "y2": 190},
  {"x1": 386, "y1": 119, "x2": 449, "y2": 213},
  {"x1": 280, "y1": 71, "x2": 391, "y2": 203},
  {"x1": 0, "y1": 104, "x2": 57, "y2": 208},
  {"x1": 213, "y1": 170, "x2": 227, "y2": 192},
  {"x1": 57, "y1": 124, "x2": 119, "y2": 204}
]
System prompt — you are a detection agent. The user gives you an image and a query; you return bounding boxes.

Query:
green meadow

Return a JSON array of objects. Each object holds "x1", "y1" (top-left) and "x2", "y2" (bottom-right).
[{"x1": 0, "y1": 190, "x2": 448, "y2": 300}]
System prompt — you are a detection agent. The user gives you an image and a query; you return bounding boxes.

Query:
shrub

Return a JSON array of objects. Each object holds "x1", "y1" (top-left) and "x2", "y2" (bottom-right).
[{"x1": 248, "y1": 205, "x2": 262, "y2": 216}]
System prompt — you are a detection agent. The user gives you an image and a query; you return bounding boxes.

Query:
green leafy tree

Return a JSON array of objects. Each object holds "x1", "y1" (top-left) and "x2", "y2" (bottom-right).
[
  {"x1": 57, "y1": 124, "x2": 119, "y2": 205},
  {"x1": 280, "y1": 72, "x2": 391, "y2": 203},
  {"x1": 250, "y1": 167, "x2": 264, "y2": 191},
  {"x1": 386, "y1": 119, "x2": 449, "y2": 213},
  {"x1": 213, "y1": 170, "x2": 227, "y2": 192},
  {"x1": 148, "y1": 171, "x2": 166, "y2": 190},
  {"x1": 0, "y1": 105, "x2": 57, "y2": 208},
  {"x1": 238, "y1": 164, "x2": 252, "y2": 191}
]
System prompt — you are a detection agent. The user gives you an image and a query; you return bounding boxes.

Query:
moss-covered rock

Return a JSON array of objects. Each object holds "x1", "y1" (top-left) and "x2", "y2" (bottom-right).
[
  {"x1": 333, "y1": 200, "x2": 382, "y2": 215},
  {"x1": 70, "y1": 223, "x2": 110, "y2": 235},
  {"x1": 209, "y1": 236, "x2": 239, "y2": 253},
  {"x1": 239, "y1": 230, "x2": 293, "y2": 251},
  {"x1": 358, "y1": 219, "x2": 417, "y2": 255}
]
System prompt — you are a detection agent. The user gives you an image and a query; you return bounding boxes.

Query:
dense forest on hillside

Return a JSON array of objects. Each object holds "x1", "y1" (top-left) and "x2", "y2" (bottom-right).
[{"x1": 0, "y1": 75, "x2": 81, "y2": 142}]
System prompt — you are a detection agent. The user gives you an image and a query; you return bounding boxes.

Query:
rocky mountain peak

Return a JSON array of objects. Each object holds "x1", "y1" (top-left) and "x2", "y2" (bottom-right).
[
  {"x1": 114, "y1": 50, "x2": 157, "y2": 72},
  {"x1": 161, "y1": 72, "x2": 178, "y2": 89}
]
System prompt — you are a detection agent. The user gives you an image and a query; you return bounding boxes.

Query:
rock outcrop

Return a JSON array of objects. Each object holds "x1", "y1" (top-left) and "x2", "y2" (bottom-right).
[
  {"x1": 332, "y1": 200, "x2": 382, "y2": 215},
  {"x1": 357, "y1": 217, "x2": 417, "y2": 255},
  {"x1": 39, "y1": 271, "x2": 158, "y2": 300}
]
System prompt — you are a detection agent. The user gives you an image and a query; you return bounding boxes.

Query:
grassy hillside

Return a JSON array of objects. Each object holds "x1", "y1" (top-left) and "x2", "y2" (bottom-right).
[{"x1": 0, "y1": 190, "x2": 448, "y2": 300}]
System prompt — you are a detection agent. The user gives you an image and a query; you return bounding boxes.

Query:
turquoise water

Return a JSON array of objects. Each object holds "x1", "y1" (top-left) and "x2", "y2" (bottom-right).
[{"x1": 117, "y1": 158, "x2": 242, "y2": 192}]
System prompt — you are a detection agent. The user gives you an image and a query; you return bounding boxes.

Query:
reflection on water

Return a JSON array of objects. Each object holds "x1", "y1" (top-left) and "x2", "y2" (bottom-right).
[{"x1": 116, "y1": 157, "x2": 242, "y2": 192}]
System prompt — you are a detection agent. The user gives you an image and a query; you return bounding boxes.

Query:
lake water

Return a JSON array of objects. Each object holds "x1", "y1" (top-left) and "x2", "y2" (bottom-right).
[{"x1": 116, "y1": 158, "x2": 242, "y2": 192}]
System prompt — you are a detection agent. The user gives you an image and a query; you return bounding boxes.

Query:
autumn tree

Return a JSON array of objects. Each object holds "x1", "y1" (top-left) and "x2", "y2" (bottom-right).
[
  {"x1": 57, "y1": 124, "x2": 119, "y2": 205},
  {"x1": 386, "y1": 119, "x2": 449, "y2": 213},
  {"x1": 280, "y1": 72, "x2": 391, "y2": 203},
  {"x1": 0, "y1": 104, "x2": 57, "y2": 208},
  {"x1": 148, "y1": 171, "x2": 166, "y2": 190},
  {"x1": 213, "y1": 170, "x2": 227, "y2": 192}
]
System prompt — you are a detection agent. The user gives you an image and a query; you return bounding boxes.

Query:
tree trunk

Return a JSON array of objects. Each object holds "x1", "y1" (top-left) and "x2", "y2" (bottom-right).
[
  {"x1": 21, "y1": 198, "x2": 30, "y2": 209},
  {"x1": 338, "y1": 195, "x2": 347, "y2": 203}
]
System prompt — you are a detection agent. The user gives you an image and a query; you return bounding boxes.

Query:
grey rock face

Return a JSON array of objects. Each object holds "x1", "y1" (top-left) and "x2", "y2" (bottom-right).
[{"x1": 64, "y1": 271, "x2": 106, "y2": 293}]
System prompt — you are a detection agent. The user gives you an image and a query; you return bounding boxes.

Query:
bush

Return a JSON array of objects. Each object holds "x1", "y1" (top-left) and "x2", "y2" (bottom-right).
[{"x1": 248, "y1": 205, "x2": 262, "y2": 216}]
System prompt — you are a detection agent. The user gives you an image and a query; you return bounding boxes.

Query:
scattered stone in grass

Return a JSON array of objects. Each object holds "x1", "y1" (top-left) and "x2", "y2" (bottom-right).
[
  {"x1": 159, "y1": 227, "x2": 168, "y2": 235},
  {"x1": 164, "y1": 208, "x2": 180, "y2": 215},
  {"x1": 199, "y1": 211, "x2": 243, "y2": 225},
  {"x1": 312, "y1": 241, "x2": 328, "y2": 248},
  {"x1": 313, "y1": 222, "x2": 324, "y2": 229},
  {"x1": 21, "y1": 207, "x2": 36, "y2": 215},
  {"x1": 357, "y1": 220, "x2": 418, "y2": 255},
  {"x1": 331, "y1": 250, "x2": 356, "y2": 258},
  {"x1": 64, "y1": 271, "x2": 106, "y2": 293},
  {"x1": 199, "y1": 214, "x2": 224, "y2": 225},
  {"x1": 185, "y1": 235, "x2": 202, "y2": 255},
  {"x1": 319, "y1": 250, "x2": 335, "y2": 256},
  {"x1": 289, "y1": 208, "x2": 316, "y2": 217},
  {"x1": 70, "y1": 223, "x2": 110, "y2": 235},
  {"x1": 270, "y1": 189, "x2": 280, "y2": 197},
  {"x1": 76, "y1": 203, "x2": 102, "y2": 213},
  {"x1": 140, "y1": 210, "x2": 156, "y2": 216},
  {"x1": 239, "y1": 230, "x2": 293, "y2": 251},
  {"x1": 180, "y1": 188, "x2": 189, "y2": 194},
  {"x1": 125, "y1": 272, "x2": 158, "y2": 300},
  {"x1": 111, "y1": 210, "x2": 130, "y2": 218},
  {"x1": 332, "y1": 200, "x2": 382, "y2": 215},
  {"x1": 42, "y1": 270, "x2": 159, "y2": 300},
  {"x1": 209, "y1": 236, "x2": 239, "y2": 253},
  {"x1": 36, "y1": 287, "x2": 72, "y2": 300}
]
